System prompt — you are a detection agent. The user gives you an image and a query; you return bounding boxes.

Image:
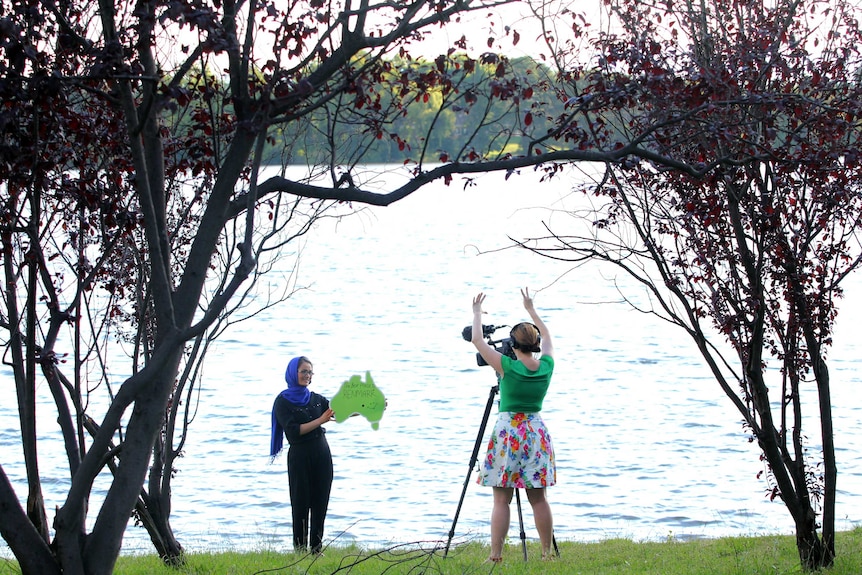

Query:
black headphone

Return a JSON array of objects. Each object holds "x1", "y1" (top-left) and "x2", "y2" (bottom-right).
[{"x1": 510, "y1": 323, "x2": 540, "y2": 352}]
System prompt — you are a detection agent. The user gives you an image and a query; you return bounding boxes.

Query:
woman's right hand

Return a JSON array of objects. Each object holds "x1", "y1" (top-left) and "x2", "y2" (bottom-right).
[{"x1": 521, "y1": 287, "x2": 535, "y2": 311}]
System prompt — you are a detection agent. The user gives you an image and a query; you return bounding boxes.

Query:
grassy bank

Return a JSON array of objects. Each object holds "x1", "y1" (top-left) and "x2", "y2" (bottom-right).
[
  {"x1": 3, "y1": 529, "x2": 859, "y2": 574},
  {"x1": 99, "y1": 528, "x2": 860, "y2": 575}
]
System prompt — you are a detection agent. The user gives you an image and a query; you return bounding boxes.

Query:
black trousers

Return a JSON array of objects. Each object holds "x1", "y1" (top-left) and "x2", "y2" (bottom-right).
[{"x1": 287, "y1": 435, "x2": 333, "y2": 552}]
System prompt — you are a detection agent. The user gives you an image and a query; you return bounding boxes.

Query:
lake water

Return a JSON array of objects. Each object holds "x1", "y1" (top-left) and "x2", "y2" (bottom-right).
[{"x1": 2, "y1": 167, "x2": 861, "y2": 556}]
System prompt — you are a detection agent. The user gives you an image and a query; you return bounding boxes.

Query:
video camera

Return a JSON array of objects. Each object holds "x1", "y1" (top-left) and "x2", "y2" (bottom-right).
[{"x1": 461, "y1": 324, "x2": 516, "y2": 366}]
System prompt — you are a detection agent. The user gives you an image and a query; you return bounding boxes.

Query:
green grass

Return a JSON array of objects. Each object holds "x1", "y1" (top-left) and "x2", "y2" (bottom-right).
[
  {"x1": 108, "y1": 528, "x2": 861, "y2": 575},
  {"x1": 3, "y1": 529, "x2": 861, "y2": 574}
]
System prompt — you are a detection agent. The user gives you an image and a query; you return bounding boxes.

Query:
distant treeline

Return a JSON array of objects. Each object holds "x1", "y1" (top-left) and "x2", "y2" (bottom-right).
[{"x1": 262, "y1": 54, "x2": 571, "y2": 166}]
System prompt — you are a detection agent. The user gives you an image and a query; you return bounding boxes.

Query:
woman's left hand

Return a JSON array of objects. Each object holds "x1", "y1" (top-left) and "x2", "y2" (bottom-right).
[
  {"x1": 320, "y1": 408, "x2": 335, "y2": 424},
  {"x1": 473, "y1": 292, "x2": 486, "y2": 314}
]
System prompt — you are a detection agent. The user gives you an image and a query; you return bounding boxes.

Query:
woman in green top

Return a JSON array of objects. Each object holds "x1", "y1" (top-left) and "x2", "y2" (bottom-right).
[{"x1": 471, "y1": 288, "x2": 556, "y2": 563}]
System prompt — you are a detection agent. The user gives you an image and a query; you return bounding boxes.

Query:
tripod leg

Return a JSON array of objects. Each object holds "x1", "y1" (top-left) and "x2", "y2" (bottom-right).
[
  {"x1": 444, "y1": 385, "x2": 498, "y2": 557},
  {"x1": 514, "y1": 489, "x2": 527, "y2": 562}
]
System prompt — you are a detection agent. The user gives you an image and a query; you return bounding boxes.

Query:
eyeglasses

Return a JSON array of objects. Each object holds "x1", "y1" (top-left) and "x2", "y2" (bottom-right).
[{"x1": 299, "y1": 369, "x2": 314, "y2": 376}]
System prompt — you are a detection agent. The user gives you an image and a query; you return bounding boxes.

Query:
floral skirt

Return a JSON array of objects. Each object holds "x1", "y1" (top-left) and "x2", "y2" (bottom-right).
[{"x1": 477, "y1": 412, "x2": 556, "y2": 489}]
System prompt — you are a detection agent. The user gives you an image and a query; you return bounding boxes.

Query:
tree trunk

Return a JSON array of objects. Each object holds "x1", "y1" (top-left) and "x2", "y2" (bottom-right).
[
  {"x1": 795, "y1": 516, "x2": 834, "y2": 570},
  {"x1": 82, "y1": 416, "x2": 185, "y2": 565},
  {"x1": 135, "y1": 492, "x2": 185, "y2": 565},
  {"x1": 779, "y1": 238, "x2": 838, "y2": 570},
  {"x1": 0, "y1": 468, "x2": 61, "y2": 575}
]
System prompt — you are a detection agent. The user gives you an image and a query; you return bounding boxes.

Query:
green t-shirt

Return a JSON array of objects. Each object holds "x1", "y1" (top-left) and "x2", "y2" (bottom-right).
[{"x1": 498, "y1": 355, "x2": 554, "y2": 413}]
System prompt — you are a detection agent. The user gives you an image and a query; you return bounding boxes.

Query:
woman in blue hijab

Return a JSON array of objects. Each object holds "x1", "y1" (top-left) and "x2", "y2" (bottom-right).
[{"x1": 270, "y1": 356, "x2": 335, "y2": 554}]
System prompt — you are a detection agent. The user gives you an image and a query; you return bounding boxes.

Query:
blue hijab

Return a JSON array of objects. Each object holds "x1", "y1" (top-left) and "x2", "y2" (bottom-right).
[{"x1": 269, "y1": 356, "x2": 312, "y2": 457}]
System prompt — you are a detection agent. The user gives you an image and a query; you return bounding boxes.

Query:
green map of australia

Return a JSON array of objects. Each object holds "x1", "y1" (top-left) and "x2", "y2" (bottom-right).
[{"x1": 330, "y1": 371, "x2": 386, "y2": 430}]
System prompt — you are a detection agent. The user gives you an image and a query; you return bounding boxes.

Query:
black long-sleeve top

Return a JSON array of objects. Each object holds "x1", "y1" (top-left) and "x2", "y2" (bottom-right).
[{"x1": 273, "y1": 392, "x2": 330, "y2": 446}]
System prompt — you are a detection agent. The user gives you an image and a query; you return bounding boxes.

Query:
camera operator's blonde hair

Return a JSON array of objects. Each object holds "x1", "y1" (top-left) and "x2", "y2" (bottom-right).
[{"x1": 510, "y1": 322, "x2": 541, "y2": 354}]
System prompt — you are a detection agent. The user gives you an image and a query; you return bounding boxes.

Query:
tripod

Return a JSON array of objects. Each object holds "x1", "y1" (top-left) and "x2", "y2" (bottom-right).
[{"x1": 444, "y1": 383, "x2": 560, "y2": 561}]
